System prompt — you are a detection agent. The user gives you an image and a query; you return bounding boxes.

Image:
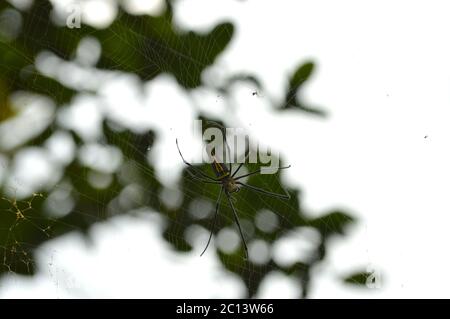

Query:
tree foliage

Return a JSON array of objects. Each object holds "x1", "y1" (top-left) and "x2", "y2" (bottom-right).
[{"x1": 0, "y1": 0, "x2": 358, "y2": 297}]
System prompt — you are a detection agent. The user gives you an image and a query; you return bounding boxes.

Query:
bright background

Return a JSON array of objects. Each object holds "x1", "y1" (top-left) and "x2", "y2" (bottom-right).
[{"x1": 1, "y1": 0, "x2": 450, "y2": 298}]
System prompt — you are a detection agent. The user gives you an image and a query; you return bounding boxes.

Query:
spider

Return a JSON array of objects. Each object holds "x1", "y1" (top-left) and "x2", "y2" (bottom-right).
[{"x1": 176, "y1": 139, "x2": 290, "y2": 259}]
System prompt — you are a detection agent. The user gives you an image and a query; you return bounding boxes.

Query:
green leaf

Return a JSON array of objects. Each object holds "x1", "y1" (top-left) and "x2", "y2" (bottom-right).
[
  {"x1": 281, "y1": 61, "x2": 326, "y2": 116},
  {"x1": 290, "y1": 62, "x2": 315, "y2": 90},
  {"x1": 343, "y1": 271, "x2": 371, "y2": 286},
  {"x1": 310, "y1": 211, "x2": 355, "y2": 236}
]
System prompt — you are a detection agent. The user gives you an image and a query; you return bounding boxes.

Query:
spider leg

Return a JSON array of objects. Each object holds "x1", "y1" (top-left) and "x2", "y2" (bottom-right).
[
  {"x1": 184, "y1": 169, "x2": 221, "y2": 184},
  {"x1": 234, "y1": 165, "x2": 291, "y2": 180},
  {"x1": 226, "y1": 191, "x2": 249, "y2": 259},
  {"x1": 205, "y1": 120, "x2": 233, "y2": 173},
  {"x1": 236, "y1": 182, "x2": 290, "y2": 200},
  {"x1": 231, "y1": 149, "x2": 250, "y2": 178},
  {"x1": 200, "y1": 188, "x2": 223, "y2": 256},
  {"x1": 224, "y1": 136, "x2": 232, "y2": 173},
  {"x1": 176, "y1": 139, "x2": 219, "y2": 182}
]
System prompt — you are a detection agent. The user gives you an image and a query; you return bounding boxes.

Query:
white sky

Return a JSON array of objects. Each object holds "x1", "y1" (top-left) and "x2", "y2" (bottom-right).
[{"x1": 2, "y1": 0, "x2": 450, "y2": 298}]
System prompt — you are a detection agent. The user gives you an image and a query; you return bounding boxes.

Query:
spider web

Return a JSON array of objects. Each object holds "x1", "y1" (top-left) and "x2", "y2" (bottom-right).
[
  {"x1": 0, "y1": 0, "x2": 354, "y2": 298},
  {"x1": 0, "y1": 192, "x2": 49, "y2": 274}
]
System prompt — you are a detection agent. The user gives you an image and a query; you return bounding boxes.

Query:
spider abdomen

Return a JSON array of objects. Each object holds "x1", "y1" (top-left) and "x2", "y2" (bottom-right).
[{"x1": 223, "y1": 178, "x2": 240, "y2": 193}]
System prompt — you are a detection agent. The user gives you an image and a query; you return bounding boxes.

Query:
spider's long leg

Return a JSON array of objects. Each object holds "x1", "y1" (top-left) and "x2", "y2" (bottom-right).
[
  {"x1": 231, "y1": 149, "x2": 250, "y2": 178},
  {"x1": 226, "y1": 191, "x2": 249, "y2": 259},
  {"x1": 234, "y1": 165, "x2": 291, "y2": 180},
  {"x1": 224, "y1": 136, "x2": 232, "y2": 173},
  {"x1": 232, "y1": 163, "x2": 244, "y2": 178},
  {"x1": 205, "y1": 120, "x2": 233, "y2": 173},
  {"x1": 184, "y1": 169, "x2": 222, "y2": 185},
  {"x1": 200, "y1": 188, "x2": 223, "y2": 256},
  {"x1": 176, "y1": 139, "x2": 219, "y2": 182},
  {"x1": 236, "y1": 182, "x2": 290, "y2": 200}
]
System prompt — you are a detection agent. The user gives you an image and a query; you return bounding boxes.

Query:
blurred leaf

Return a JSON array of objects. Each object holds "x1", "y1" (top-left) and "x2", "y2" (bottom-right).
[
  {"x1": 94, "y1": 9, "x2": 234, "y2": 88},
  {"x1": 290, "y1": 62, "x2": 315, "y2": 91},
  {"x1": 281, "y1": 61, "x2": 326, "y2": 116},
  {"x1": 343, "y1": 271, "x2": 371, "y2": 286},
  {"x1": 310, "y1": 211, "x2": 355, "y2": 236},
  {"x1": 0, "y1": 79, "x2": 16, "y2": 122}
]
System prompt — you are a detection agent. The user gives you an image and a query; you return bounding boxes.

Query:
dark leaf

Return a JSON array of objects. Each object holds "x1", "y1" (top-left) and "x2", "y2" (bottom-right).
[
  {"x1": 280, "y1": 61, "x2": 326, "y2": 116},
  {"x1": 343, "y1": 271, "x2": 371, "y2": 286},
  {"x1": 310, "y1": 211, "x2": 355, "y2": 236},
  {"x1": 289, "y1": 62, "x2": 315, "y2": 91}
]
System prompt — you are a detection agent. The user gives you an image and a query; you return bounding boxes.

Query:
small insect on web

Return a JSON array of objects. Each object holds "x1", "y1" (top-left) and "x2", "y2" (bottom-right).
[{"x1": 176, "y1": 135, "x2": 291, "y2": 259}]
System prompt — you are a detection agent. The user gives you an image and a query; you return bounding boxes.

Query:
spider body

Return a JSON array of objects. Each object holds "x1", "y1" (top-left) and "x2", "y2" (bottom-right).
[
  {"x1": 211, "y1": 156, "x2": 240, "y2": 193},
  {"x1": 222, "y1": 177, "x2": 240, "y2": 194},
  {"x1": 176, "y1": 138, "x2": 290, "y2": 259},
  {"x1": 211, "y1": 156, "x2": 230, "y2": 179}
]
